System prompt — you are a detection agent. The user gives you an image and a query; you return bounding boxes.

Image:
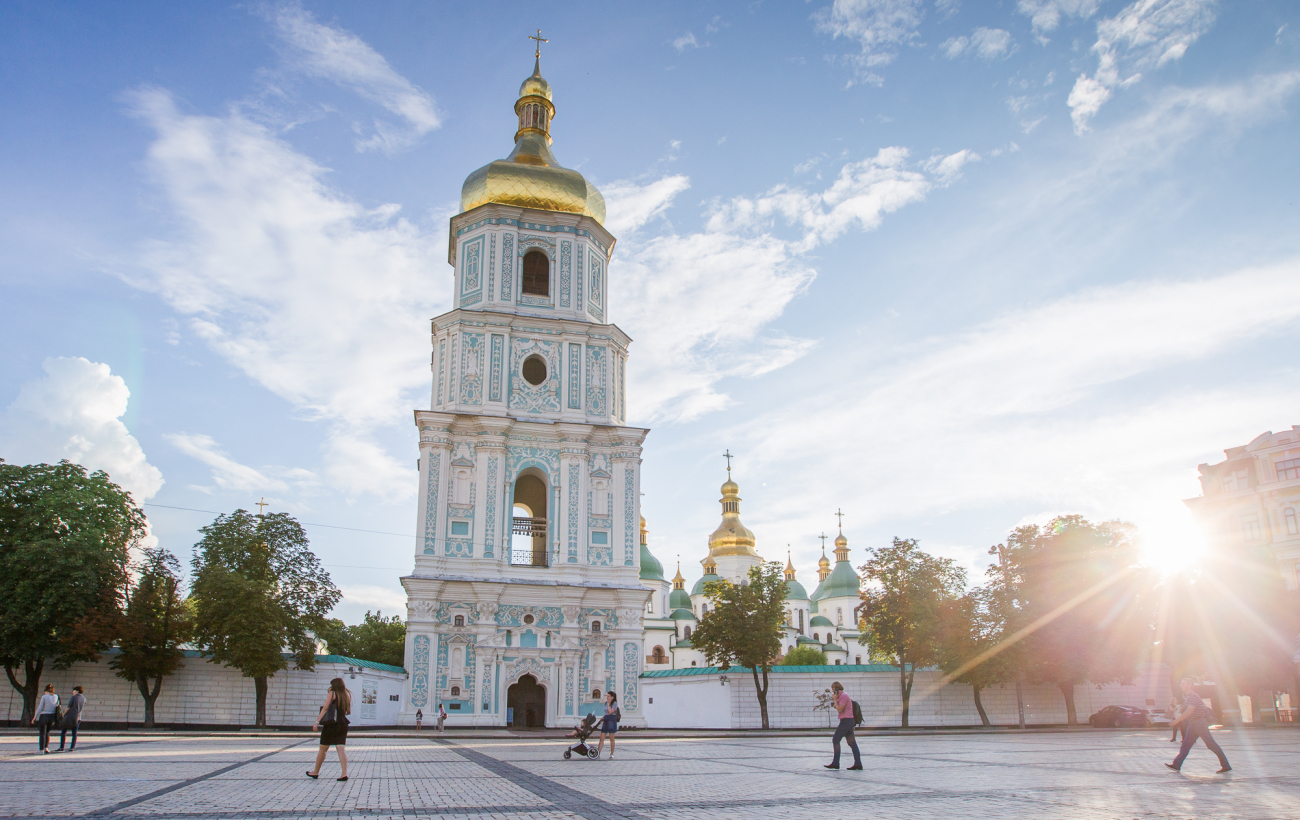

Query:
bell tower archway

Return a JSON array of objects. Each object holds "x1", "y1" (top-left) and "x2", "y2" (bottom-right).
[{"x1": 506, "y1": 674, "x2": 546, "y2": 728}]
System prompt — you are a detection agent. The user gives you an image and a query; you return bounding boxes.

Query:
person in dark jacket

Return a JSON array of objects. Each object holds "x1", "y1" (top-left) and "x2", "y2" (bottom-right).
[
  {"x1": 1166, "y1": 678, "x2": 1230, "y2": 774},
  {"x1": 306, "y1": 678, "x2": 351, "y2": 781},
  {"x1": 57, "y1": 686, "x2": 86, "y2": 751}
]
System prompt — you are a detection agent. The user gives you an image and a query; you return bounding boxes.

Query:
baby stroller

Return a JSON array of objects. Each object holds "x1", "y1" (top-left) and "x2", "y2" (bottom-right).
[{"x1": 563, "y1": 713, "x2": 602, "y2": 760}]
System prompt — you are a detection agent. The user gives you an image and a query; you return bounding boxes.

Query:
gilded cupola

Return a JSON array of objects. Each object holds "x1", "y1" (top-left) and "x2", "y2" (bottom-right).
[
  {"x1": 708, "y1": 470, "x2": 759, "y2": 559},
  {"x1": 459, "y1": 41, "x2": 607, "y2": 224}
]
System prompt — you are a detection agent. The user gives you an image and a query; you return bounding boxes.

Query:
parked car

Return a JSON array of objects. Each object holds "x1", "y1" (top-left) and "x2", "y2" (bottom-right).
[{"x1": 1088, "y1": 705, "x2": 1151, "y2": 728}]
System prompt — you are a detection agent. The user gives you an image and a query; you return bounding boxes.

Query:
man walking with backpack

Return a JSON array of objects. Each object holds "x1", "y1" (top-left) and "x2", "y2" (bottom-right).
[{"x1": 825, "y1": 681, "x2": 862, "y2": 771}]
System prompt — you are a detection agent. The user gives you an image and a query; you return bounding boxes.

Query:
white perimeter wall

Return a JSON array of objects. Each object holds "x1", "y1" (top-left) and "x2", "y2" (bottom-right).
[
  {"x1": 642, "y1": 666, "x2": 1171, "y2": 729},
  {"x1": 1, "y1": 655, "x2": 407, "y2": 728}
]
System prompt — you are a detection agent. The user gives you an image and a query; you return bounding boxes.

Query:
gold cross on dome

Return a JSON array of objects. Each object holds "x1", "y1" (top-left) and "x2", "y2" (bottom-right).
[
  {"x1": 835, "y1": 508, "x2": 845, "y2": 532},
  {"x1": 256, "y1": 497, "x2": 269, "y2": 516},
  {"x1": 530, "y1": 29, "x2": 548, "y2": 59},
  {"x1": 819, "y1": 532, "x2": 827, "y2": 549},
  {"x1": 723, "y1": 449, "x2": 733, "y2": 473}
]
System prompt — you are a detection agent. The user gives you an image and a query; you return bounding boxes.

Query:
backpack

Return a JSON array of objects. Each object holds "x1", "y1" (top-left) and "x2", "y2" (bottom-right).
[
  {"x1": 614, "y1": 706, "x2": 621, "y2": 722},
  {"x1": 852, "y1": 700, "x2": 863, "y2": 727}
]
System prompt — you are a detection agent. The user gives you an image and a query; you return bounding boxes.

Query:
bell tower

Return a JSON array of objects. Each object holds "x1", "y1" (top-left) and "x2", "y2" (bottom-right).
[{"x1": 402, "y1": 42, "x2": 649, "y2": 730}]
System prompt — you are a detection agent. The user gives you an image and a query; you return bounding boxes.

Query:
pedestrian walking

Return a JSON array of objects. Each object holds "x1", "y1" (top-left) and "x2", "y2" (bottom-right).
[
  {"x1": 57, "y1": 686, "x2": 87, "y2": 752},
  {"x1": 594, "y1": 691, "x2": 619, "y2": 760},
  {"x1": 415, "y1": 708, "x2": 423, "y2": 730},
  {"x1": 306, "y1": 678, "x2": 351, "y2": 782},
  {"x1": 1167, "y1": 696, "x2": 1184, "y2": 743},
  {"x1": 32, "y1": 684, "x2": 60, "y2": 754},
  {"x1": 824, "y1": 681, "x2": 862, "y2": 771},
  {"x1": 437, "y1": 704, "x2": 446, "y2": 733},
  {"x1": 1166, "y1": 678, "x2": 1231, "y2": 774}
]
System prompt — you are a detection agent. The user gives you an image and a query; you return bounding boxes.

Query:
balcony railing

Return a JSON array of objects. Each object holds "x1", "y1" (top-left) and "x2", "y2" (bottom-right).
[{"x1": 510, "y1": 516, "x2": 548, "y2": 567}]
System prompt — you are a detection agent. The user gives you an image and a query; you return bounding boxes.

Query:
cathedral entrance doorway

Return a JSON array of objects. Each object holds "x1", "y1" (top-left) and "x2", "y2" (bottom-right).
[{"x1": 507, "y1": 674, "x2": 546, "y2": 728}]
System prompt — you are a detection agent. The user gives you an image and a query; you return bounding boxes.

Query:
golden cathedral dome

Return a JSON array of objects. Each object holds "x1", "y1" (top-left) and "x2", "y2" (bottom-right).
[
  {"x1": 708, "y1": 472, "x2": 759, "y2": 558},
  {"x1": 834, "y1": 532, "x2": 848, "y2": 549},
  {"x1": 459, "y1": 55, "x2": 606, "y2": 224}
]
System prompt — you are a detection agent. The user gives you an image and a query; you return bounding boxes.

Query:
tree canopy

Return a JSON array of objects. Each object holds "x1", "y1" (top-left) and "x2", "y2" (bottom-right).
[
  {"x1": 997, "y1": 515, "x2": 1153, "y2": 725},
  {"x1": 781, "y1": 646, "x2": 828, "y2": 666},
  {"x1": 0, "y1": 460, "x2": 144, "y2": 721},
  {"x1": 110, "y1": 547, "x2": 193, "y2": 727},
  {"x1": 857, "y1": 537, "x2": 966, "y2": 727},
  {"x1": 317, "y1": 610, "x2": 406, "y2": 668},
  {"x1": 689, "y1": 562, "x2": 788, "y2": 728},
  {"x1": 189, "y1": 510, "x2": 339, "y2": 727}
]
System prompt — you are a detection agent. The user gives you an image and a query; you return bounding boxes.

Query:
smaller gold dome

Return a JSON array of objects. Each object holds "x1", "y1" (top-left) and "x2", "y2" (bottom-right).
[
  {"x1": 709, "y1": 474, "x2": 758, "y2": 558},
  {"x1": 721, "y1": 478, "x2": 739, "y2": 495},
  {"x1": 818, "y1": 551, "x2": 831, "y2": 569},
  {"x1": 519, "y1": 61, "x2": 552, "y2": 101},
  {"x1": 835, "y1": 532, "x2": 848, "y2": 549}
]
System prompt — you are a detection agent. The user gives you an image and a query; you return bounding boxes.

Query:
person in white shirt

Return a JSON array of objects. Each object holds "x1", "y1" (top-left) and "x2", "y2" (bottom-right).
[{"x1": 31, "y1": 684, "x2": 59, "y2": 754}]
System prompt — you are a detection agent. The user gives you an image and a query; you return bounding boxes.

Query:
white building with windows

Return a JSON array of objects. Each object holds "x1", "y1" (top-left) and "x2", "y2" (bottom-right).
[
  {"x1": 400, "y1": 54, "x2": 651, "y2": 728},
  {"x1": 1185, "y1": 426, "x2": 1300, "y2": 589}
]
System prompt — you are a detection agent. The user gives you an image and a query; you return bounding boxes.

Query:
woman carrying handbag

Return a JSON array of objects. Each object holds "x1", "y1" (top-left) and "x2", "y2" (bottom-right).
[
  {"x1": 32, "y1": 684, "x2": 60, "y2": 754},
  {"x1": 306, "y1": 678, "x2": 351, "y2": 781}
]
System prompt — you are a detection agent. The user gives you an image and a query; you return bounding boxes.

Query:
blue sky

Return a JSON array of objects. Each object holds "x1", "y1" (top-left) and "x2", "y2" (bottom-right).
[{"x1": 2, "y1": 1, "x2": 1298, "y2": 622}]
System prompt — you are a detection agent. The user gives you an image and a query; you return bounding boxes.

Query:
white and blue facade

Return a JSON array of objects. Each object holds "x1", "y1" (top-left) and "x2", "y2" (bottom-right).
[{"x1": 400, "y1": 199, "x2": 650, "y2": 728}]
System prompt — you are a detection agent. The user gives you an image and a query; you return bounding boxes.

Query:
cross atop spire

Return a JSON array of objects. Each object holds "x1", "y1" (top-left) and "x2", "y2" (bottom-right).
[
  {"x1": 256, "y1": 497, "x2": 269, "y2": 516},
  {"x1": 529, "y1": 29, "x2": 548, "y2": 59},
  {"x1": 723, "y1": 449, "x2": 733, "y2": 474},
  {"x1": 818, "y1": 532, "x2": 827, "y2": 550},
  {"x1": 835, "y1": 507, "x2": 845, "y2": 533}
]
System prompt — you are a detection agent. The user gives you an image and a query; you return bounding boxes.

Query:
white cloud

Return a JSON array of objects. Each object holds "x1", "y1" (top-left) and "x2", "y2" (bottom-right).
[
  {"x1": 606, "y1": 147, "x2": 971, "y2": 422},
  {"x1": 263, "y1": 4, "x2": 440, "y2": 153},
  {"x1": 164, "y1": 432, "x2": 319, "y2": 493},
  {"x1": 0, "y1": 357, "x2": 164, "y2": 502},
  {"x1": 942, "y1": 28, "x2": 1015, "y2": 60},
  {"x1": 814, "y1": 0, "x2": 925, "y2": 85},
  {"x1": 125, "y1": 87, "x2": 444, "y2": 497},
  {"x1": 729, "y1": 260, "x2": 1300, "y2": 550},
  {"x1": 601, "y1": 175, "x2": 691, "y2": 237},
  {"x1": 1017, "y1": 0, "x2": 1101, "y2": 38},
  {"x1": 337, "y1": 583, "x2": 408, "y2": 613},
  {"x1": 1069, "y1": 0, "x2": 1218, "y2": 133},
  {"x1": 673, "y1": 31, "x2": 701, "y2": 51}
]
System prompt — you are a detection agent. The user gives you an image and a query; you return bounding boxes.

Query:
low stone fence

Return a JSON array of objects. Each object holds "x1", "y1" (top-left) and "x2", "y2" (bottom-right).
[
  {"x1": 640, "y1": 664, "x2": 1172, "y2": 729},
  {"x1": 2, "y1": 651, "x2": 407, "y2": 729}
]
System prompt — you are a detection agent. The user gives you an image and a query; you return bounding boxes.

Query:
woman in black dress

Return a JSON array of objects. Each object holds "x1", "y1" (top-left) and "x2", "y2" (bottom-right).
[{"x1": 306, "y1": 678, "x2": 351, "y2": 781}]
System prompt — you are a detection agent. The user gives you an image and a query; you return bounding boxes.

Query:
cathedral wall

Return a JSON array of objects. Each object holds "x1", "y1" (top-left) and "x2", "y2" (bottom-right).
[
  {"x1": 3, "y1": 653, "x2": 407, "y2": 728},
  {"x1": 641, "y1": 664, "x2": 1173, "y2": 729}
]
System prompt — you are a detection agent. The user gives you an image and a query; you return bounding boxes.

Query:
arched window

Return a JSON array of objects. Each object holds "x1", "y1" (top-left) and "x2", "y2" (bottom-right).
[
  {"x1": 798, "y1": 610, "x2": 804, "y2": 633},
  {"x1": 1287, "y1": 508, "x2": 1298, "y2": 536},
  {"x1": 651, "y1": 646, "x2": 667, "y2": 664},
  {"x1": 836, "y1": 608, "x2": 843, "y2": 625},
  {"x1": 450, "y1": 686, "x2": 460, "y2": 697},
  {"x1": 592, "y1": 689, "x2": 601, "y2": 700},
  {"x1": 813, "y1": 632, "x2": 819, "y2": 641},
  {"x1": 835, "y1": 660, "x2": 841, "y2": 665},
  {"x1": 453, "y1": 615, "x2": 464, "y2": 627},
  {"x1": 522, "y1": 250, "x2": 549, "y2": 296},
  {"x1": 702, "y1": 604, "x2": 709, "y2": 616},
  {"x1": 691, "y1": 661, "x2": 697, "y2": 667},
  {"x1": 683, "y1": 625, "x2": 692, "y2": 639},
  {"x1": 591, "y1": 620, "x2": 601, "y2": 633}
]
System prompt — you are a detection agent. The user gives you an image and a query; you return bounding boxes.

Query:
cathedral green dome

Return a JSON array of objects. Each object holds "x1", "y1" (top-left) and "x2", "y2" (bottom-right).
[
  {"x1": 819, "y1": 561, "x2": 862, "y2": 600},
  {"x1": 669, "y1": 587, "x2": 692, "y2": 610},
  {"x1": 639, "y1": 544, "x2": 664, "y2": 583},
  {"x1": 669, "y1": 608, "x2": 695, "y2": 621},
  {"x1": 784, "y1": 578, "x2": 809, "y2": 601},
  {"x1": 809, "y1": 615, "x2": 834, "y2": 628},
  {"x1": 690, "y1": 572, "x2": 720, "y2": 596}
]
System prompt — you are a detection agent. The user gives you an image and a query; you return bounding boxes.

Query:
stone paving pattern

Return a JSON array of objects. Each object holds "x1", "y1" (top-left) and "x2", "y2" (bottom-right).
[{"x1": 0, "y1": 728, "x2": 1297, "y2": 819}]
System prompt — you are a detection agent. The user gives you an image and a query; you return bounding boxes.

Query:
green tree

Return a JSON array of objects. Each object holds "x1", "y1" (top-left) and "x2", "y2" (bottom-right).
[
  {"x1": 0, "y1": 460, "x2": 142, "y2": 722},
  {"x1": 316, "y1": 617, "x2": 350, "y2": 656},
  {"x1": 857, "y1": 537, "x2": 966, "y2": 728},
  {"x1": 690, "y1": 562, "x2": 788, "y2": 729},
  {"x1": 782, "y1": 646, "x2": 828, "y2": 666},
  {"x1": 343, "y1": 611, "x2": 406, "y2": 668},
  {"x1": 189, "y1": 510, "x2": 340, "y2": 727},
  {"x1": 935, "y1": 587, "x2": 1016, "y2": 727},
  {"x1": 999, "y1": 516, "x2": 1153, "y2": 725},
  {"x1": 109, "y1": 547, "x2": 193, "y2": 728}
]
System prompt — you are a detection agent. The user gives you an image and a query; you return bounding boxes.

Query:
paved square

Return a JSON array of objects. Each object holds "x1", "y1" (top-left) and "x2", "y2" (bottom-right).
[{"x1": 1, "y1": 728, "x2": 1297, "y2": 819}]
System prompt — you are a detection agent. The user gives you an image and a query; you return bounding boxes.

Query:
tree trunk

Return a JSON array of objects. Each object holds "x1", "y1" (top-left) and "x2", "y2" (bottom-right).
[
  {"x1": 5, "y1": 659, "x2": 44, "y2": 725},
  {"x1": 898, "y1": 657, "x2": 913, "y2": 728},
  {"x1": 137, "y1": 674, "x2": 164, "y2": 729},
  {"x1": 1058, "y1": 680, "x2": 1078, "y2": 725},
  {"x1": 254, "y1": 676, "x2": 268, "y2": 728},
  {"x1": 972, "y1": 684, "x2": 990, "y2": 727},
  {"x1": 752, "y1": 666, "x2": 770, "y2": 729}
]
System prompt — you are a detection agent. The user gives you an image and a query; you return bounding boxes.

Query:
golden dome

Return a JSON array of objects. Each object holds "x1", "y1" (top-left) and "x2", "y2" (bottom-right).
[
  {"x1": 818, "y1": 551, "x2": 831, "y2": 570},
  {"x1": 834, "y1": 532, "x2": 848, "y2": 548},
  {"x1": 709, "y1": 472, "x2": 759, "y2": 558},
  {"x1": 459, "y1": 56, "x2": 606, "y2": 224}
]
